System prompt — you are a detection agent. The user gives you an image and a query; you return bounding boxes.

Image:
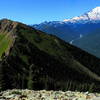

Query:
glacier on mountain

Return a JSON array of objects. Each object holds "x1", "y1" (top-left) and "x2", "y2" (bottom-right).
[{"x1": 63, "y1": 7, "x2": 100, "y2": 24}]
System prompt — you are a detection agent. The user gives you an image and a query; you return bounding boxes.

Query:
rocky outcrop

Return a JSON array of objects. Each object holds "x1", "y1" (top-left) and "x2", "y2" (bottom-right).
[{"x1": 0, "y1": 89, "x2": 100, "y2": 100}]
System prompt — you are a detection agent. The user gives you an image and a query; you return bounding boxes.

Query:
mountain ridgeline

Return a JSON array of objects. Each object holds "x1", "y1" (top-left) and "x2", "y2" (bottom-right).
[
  {"x1": 34, "y1": 22, "x2": 79, "y2": 42},
  {"x1": 33, "y1": 7, "x2": 100, "y2": 58},
  {"x1": 0, "y1": 19, "x2": 100, "y2": 92}
]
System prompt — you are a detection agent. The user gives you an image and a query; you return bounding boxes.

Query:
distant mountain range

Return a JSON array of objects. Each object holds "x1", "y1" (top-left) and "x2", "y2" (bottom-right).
[
  {"x1": 33, "y1": 21, "x2": 79, "y2": 42},
  {"x1": 0, "y1": 19, "x2": 100, "y2": 92},
  {"x1": 33, "y1": 7, "x2": 100, "y2": 58}
]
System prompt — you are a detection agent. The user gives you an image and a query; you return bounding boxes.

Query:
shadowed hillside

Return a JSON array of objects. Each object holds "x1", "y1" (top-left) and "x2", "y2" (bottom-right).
[{"x1": 0, "y1": 19, "x2": 100, "y2": 92}]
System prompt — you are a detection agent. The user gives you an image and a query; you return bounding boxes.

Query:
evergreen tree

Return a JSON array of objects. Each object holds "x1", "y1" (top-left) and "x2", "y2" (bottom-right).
[
  {"x1": 27, "y1": 64, "x2": 34, "y2": 89},
  {"x1": 89, "y1": 83, "x2": 95, "y2": 92}
]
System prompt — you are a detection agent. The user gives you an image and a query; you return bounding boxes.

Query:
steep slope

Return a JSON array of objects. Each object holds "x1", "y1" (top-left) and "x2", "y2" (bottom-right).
[
  {"x1": 73, "y1": 28, "x2": 100, "y2": 58},
  {"x1": 0, "y1": 19, "x2": 100, "y2": 92},
  {"x1": 0, "y1": 19, "x2": 17, "y2": 59}
]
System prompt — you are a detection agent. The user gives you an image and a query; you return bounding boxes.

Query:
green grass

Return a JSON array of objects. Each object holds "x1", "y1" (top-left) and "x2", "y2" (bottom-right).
[
  {"x1": 0, "y1": 33, "x2": 13, "y2": 58},
  {"x1": 0, "y1": 34, "x2": 6, "y2": 40}
]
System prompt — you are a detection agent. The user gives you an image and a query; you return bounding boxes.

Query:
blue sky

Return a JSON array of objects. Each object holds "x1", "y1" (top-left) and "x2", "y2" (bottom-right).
[{"x1": 0, "y1": 0, "x2": 100, "y2": 24}]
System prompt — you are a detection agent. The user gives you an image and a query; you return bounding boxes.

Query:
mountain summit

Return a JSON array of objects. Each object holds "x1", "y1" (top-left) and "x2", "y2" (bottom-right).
[{"x1": 64, "y1": 7, "x2": 100, "y2": 23}]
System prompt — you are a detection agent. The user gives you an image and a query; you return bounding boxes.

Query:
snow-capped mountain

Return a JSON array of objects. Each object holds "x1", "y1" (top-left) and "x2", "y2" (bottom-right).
[
  {"x1": 33, "y1": 6, "x2": 100, "y2": 42},
  {"x1": 32, "y1": 7, "x2": 100, "y2": 58},
  {"x1": 64, "y1": 7, "x2": 100, "y2": 23}
]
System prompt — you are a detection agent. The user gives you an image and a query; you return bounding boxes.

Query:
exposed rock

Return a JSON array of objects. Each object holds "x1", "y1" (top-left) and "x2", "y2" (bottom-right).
[{"x1": 0, "y1": 89, "x2": 99, "y2": 100}]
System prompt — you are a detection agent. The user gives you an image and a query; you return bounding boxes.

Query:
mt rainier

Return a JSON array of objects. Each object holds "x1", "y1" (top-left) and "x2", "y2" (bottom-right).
[
  {"x1": 64, "y1": 7, "x2": 100, "y2": 23},
  {"x1": 33, "y1": 7, "x2": 100, "y2": 58}
]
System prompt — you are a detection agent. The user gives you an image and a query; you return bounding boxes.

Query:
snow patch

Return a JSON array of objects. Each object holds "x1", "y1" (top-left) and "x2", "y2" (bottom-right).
[{"x1": 64, "y1": 7, "x2": 100, "y2": 23}]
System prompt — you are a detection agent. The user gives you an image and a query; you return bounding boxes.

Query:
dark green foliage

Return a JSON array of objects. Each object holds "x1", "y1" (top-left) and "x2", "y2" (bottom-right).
[
  {"x1": 0, "y1": 62, "x2": 6, "y2": 91},
  {"x1": 27, "y1": 64, "x2": 34, "y2": 89},
  {"x1": 89, "y1": 83, "x2": 95, "y2": 93},
  {"x1": 0, "y1": 19, "x2": 100, "y2": 92}
]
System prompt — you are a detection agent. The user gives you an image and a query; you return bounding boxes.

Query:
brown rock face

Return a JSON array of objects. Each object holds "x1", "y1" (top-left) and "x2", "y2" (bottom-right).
[{"x1": 0, "y1": 19, "x2": 18, "y2": 33}]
